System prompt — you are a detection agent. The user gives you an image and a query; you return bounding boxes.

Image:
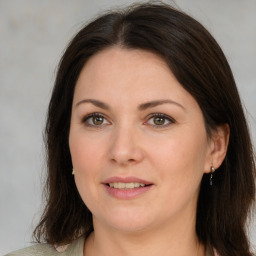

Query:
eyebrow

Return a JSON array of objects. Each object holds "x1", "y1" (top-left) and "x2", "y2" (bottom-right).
[
  {"x1": 75, "y1": 99, "x2": 110, "y2": 109},
  {"x1": 75, "y1": 99, "x2": 185, "y2": 111},
  {"x1": 138, "y1": 99, "x2": 185, "y2": 111}
]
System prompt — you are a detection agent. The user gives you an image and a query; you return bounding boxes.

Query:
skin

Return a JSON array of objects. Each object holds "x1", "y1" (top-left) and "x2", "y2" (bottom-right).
[{"x1": 69, "y1": 47, "x2": 229, "y2": 256}]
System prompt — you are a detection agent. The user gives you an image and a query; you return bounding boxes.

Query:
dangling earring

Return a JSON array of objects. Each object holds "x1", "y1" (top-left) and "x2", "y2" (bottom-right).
[
  {"x1": 210, "y1": 166, "x2": 215, "y2": 186},
  {"x1": 72, "y1": 168, "x2": 75, "y2": 175}
]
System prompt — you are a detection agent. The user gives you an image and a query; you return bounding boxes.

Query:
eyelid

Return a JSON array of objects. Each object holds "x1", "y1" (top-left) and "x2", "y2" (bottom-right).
[
  {"x1": 82, "y1": 112, "x2": 111, "y2": 127},
  {"x1": 145, "y1": 113, "x2": 175, "y2": 127}
]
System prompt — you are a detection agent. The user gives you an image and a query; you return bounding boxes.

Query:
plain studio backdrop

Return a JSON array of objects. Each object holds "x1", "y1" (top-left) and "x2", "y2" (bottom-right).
[{"x1": 0, "y1": 0, "x2": 255, "y2": 254}]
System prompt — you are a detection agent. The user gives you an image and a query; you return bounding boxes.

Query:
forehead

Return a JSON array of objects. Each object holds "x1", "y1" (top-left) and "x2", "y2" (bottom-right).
[
  {"x1": 77, "y1": 47, "x2": 171, "y2": 84},
  {"x1": 76, "y1": 47, "x2": 178, "y2": 91},
  {"x1": 73, "y1": 47, "x2": 199, "y2": 112}
]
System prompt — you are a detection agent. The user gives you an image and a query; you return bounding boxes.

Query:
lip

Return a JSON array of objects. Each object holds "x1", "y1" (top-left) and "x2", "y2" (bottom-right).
[
  {"x1": 103, "y1": 176, "x2": 153, "y2": 185},
  {"x1": 102, "y1": 176, "x2": 153, "y2": 200}
]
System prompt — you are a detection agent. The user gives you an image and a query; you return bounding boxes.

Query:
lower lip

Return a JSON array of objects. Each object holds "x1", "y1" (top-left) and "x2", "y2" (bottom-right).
[{"x1": 103, "y1": 184, "x2": 152, "y2": 199}]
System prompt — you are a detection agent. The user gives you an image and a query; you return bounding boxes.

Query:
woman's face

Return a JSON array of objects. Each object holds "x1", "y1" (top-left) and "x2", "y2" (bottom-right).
[{"x1": 69, "y1": 47, "x2": 214, "y2": 233}]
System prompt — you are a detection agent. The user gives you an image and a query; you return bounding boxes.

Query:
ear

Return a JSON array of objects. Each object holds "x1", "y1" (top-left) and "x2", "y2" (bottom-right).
[{"x1": 204, "y1": 123, "x2": 230, "y2": 173}]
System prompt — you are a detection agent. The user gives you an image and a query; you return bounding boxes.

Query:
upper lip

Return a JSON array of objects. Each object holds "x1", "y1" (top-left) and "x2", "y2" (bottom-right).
[{"x1": 103, "y1": 176, "x2": 153, "y2": 185}]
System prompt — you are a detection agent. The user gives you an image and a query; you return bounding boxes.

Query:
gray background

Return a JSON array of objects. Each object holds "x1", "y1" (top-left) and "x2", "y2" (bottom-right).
[{"x1": 0, "y1": 0, "x2": 255, "y2": 254}]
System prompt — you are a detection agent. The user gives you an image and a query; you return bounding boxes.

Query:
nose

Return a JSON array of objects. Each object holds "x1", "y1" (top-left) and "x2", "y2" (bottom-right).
[{"x1": 108, "y1": 125, "x2": 144, "y2": 166}]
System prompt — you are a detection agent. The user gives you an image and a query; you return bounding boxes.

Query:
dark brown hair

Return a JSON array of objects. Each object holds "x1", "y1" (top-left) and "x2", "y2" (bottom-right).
[{"x1": 34, "y1": 2, "x2": 256, "y2": 256}]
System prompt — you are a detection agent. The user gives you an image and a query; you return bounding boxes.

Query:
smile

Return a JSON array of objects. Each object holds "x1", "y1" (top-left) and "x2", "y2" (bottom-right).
[
  {"x1": 108, "y1": 182, "x2": 146, "y2": 189},
  {"x1": 102, "y1": 177, "x2": 153, "y2": 199}
]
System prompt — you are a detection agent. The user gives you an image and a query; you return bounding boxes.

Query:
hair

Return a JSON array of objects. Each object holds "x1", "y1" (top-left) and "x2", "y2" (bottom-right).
[{"x1": 33, "y1": 2, "x2": 256, "y2": 256}]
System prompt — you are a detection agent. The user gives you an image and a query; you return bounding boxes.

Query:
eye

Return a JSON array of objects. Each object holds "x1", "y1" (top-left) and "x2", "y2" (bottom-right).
[
  {"x1": 146, "y1": 113, "x2": 175, "y2": 127},
  {"x1": 82, "y1": 113, "x2": 110, "y2": 127}
]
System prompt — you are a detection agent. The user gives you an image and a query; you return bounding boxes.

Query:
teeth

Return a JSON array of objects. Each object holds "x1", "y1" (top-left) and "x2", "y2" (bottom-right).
[{"x1": 109, "y1": 182, "x2": 145, "y2": 189}]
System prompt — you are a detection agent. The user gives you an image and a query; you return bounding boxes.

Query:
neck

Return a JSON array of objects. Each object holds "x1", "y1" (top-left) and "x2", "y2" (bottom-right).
[{"x1": 84, "y1": 213, "x2": 205, "y2": 256}]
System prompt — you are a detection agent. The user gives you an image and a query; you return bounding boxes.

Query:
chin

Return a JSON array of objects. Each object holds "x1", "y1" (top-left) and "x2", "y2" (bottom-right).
[
  {"x1": 109, "y1": 220, "x2": 153, "y2": 233},
  {"x1": 95, "y1": 208, "x2": 155, "y2": 233}
]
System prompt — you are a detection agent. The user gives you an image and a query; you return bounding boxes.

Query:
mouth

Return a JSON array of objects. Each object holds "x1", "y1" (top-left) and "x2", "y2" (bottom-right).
[
  {"x1": 103, "y1": 176, "x2": 153, "y2": 187},
  {"x1": 102, "y1": 177, "x2": 153, "y2": 199},
  {"x1": 107, "y1": 182, "x2": 150, "y2": 189}
]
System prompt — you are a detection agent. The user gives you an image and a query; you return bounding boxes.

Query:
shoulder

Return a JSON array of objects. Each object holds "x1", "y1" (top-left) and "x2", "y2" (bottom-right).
[
  {"x1": 4, "y1": 243, "x2": 58, "y2": 256},
  {"x1": 4, "y1": 236, "x2": 85, "y2": 256}
]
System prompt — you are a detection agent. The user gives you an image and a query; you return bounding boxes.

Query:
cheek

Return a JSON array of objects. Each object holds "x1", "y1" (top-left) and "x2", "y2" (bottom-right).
[
  {"x1": 69, "y1": 132, "x2": 105, "y2": 201},
  {"x1": 150, "y1": 128, "x2": 208, "y2": 186},
  {"x1": 69, "y1": 137, "x2": 103, "y2": 213},
  {"x1": 150, "y1": 133, "x2": 208, "y2": 215},
  {"x1": 69, "y1": 131, "x2": 105, "y2": 171}
]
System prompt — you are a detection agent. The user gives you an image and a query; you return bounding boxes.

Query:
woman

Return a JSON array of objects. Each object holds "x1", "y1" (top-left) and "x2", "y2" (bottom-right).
[{"x1": 6, "y1": 2, "x2": 255, "y2": 256}]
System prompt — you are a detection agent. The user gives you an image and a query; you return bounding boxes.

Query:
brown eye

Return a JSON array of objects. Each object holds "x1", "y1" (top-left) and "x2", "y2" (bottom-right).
[
  {"x1": 93, "y1": 116, "x2": 104, "y2": 125},
  {"x1": 153, "y1": 116, "x2": 165, "y2": 125},
  {"x1": 147, "y1": 113, "x2": 175, "y2": 127},
  {"x1": 83, "y1": 113, "x2": 110, "y2": 127}
]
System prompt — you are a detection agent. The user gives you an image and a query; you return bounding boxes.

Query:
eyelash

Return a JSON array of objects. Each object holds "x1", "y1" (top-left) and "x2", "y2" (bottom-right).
[
  {"x1": 146, "y1": 113, "x2": 175, "y2": 128},
  {"x1": 82, "y1": 113, "x2": 175, "y2": 128},
  {"x1": 82, "y1": 113, "x2": 109, "y2": 128}
]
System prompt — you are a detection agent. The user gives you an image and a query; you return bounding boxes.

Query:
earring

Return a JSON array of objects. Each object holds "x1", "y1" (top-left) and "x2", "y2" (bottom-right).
[
  {"x1": 210, "y1": 166, "x2": 215, "y2": 186},
  {"x1": 72, "y1": 168, "x2": 75, "y2": 175}
]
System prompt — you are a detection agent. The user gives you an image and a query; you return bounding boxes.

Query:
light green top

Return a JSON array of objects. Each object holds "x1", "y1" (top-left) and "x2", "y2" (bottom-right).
[
  {"x1": 4, "y1": 236, "x2": 84, "y2": 256},
  {"x1": 5, "y1": 235, "x2": 217, "y2": 256}
]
